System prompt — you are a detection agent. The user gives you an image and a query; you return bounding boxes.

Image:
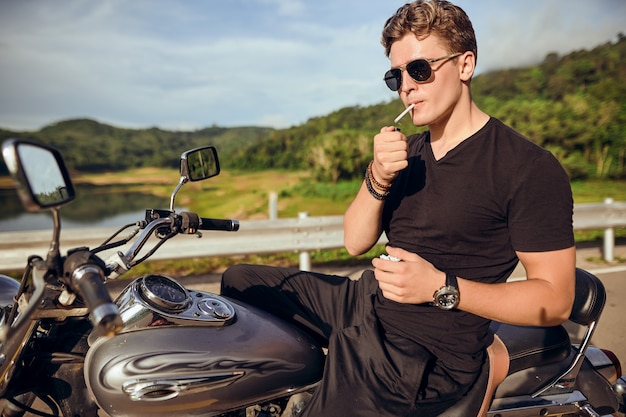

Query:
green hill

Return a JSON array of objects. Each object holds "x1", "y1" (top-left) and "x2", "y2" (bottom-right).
[{"x1": 0, "y1": 119, "x2": 274, "y2": 173}]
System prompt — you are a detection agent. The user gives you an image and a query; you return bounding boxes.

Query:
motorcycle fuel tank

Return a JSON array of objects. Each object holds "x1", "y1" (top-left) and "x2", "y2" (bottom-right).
[{"x1": 85, "y1": 275, "x2": 324, "y2": 417}]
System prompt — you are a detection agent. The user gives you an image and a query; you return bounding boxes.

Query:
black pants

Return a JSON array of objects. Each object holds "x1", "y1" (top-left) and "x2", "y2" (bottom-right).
[{"x1": 221, "y1": 264, "x2": 468, "y2": 417}]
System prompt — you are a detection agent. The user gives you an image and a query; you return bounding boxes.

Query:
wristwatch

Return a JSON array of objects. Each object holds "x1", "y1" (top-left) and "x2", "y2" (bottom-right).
[{"x1": 432, "y1": 272, "x2": 460, "y2": 310}]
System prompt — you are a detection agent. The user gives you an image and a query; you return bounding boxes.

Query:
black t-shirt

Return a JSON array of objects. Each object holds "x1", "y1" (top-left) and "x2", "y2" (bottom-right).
[{"x1": 376, "y1": 117, "x2": 574, "y2": 373}]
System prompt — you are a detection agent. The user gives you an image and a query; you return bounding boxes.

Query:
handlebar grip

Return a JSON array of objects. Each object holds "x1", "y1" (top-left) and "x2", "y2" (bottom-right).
[
  {"x1": 199, "y1": 217, "x2": 240, "y2": 232},
  {"x1": 71, "y1": 265, "x2": 123, "y2": 337},
  {"x1": 178, "y1": 212, "x2": 239, "y2": 233}
]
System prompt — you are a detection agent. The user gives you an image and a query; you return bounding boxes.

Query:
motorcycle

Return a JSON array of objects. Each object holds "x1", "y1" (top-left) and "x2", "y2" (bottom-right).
[{"x1": 0, "y1": 138, "x2": 624, "y2": 417}]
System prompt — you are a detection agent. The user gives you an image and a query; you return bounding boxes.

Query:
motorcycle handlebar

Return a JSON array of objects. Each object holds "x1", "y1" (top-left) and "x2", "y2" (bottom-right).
[
  {"x1": 69, "y1": 263, "x2": 123, "y2": 337},
  {"x1": 105, "y1": 212, "x2": 240, "y2": 280}
]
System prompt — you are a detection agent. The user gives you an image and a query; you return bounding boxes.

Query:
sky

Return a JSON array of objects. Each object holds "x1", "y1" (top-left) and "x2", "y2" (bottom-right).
[{"x1": 0, "y1": 0, "x2": 624, "y2": 132}]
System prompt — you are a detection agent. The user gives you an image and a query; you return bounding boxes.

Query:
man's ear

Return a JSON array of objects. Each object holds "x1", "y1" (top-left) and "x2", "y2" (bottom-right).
[{"x1": 459, "y1": 51, "x2": 476, "y2": 82}]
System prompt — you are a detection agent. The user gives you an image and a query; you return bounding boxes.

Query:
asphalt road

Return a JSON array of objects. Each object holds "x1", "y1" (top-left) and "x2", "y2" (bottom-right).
[{"x1": 581, "y1": 269, "x2": 626, "y2": 364}]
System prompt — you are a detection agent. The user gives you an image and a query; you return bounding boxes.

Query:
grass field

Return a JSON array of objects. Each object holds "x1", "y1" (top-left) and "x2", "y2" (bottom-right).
[{"x1": 76, "y1": 169, "x2": 626, "y2": 219}]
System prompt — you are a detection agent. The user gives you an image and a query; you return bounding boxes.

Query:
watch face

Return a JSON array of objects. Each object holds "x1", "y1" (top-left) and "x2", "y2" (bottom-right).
[{"x1": 435, "y1": 287, "x2": 459, "y2": 310}]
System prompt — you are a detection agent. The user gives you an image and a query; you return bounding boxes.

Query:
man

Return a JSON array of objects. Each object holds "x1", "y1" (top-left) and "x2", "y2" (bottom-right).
[{"x1": 222, "y1": 1, "x2": 575, "y2": 415}]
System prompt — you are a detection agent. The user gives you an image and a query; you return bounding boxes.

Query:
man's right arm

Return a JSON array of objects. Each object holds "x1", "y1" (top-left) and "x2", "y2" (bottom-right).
[
  {"x1": 343, "y1": 181, "x2": 386, "y2": 255},
  {"x1": 344, "y1": 126, "x2": 408, "y2": 255}
]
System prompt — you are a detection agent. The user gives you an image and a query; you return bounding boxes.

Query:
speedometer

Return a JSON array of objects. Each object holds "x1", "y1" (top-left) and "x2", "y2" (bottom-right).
[{"x1": 138, "y1": 274, "x2": 192, "y2": 313}]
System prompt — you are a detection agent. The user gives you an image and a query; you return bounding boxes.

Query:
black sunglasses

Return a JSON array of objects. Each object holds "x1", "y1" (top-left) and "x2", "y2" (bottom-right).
[{"x1": 383, "y1": 52, "x2": 463, "y2": 91}]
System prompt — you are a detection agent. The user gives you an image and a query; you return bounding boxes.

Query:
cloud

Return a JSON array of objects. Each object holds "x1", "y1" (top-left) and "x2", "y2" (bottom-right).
[
  {"x1": 0, "y1": 0, "x2": 624, "y2": 131},
  {"x1": 463, "y1": 0, "x2": 626, "y2": 72},
  {"x1": 256, "y1": 0, "x2": 307, "y2": 17}
]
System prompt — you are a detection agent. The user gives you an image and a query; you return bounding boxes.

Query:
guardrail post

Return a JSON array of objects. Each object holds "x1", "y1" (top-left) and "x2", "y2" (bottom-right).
[
  {"x1": 603, "y1": 198, "x2": 615, "y2": 262},
  {"x1": 298, "y1": 212, "x2": 311, "y2": 271},
  {"x1": 269, "y1": 191, "x2": 278, "y2": 221}
]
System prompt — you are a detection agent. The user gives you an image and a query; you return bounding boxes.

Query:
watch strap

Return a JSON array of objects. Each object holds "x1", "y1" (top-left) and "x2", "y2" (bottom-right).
[{"x1": 445, "y1": 271, "x2": 458, "y2": 289}]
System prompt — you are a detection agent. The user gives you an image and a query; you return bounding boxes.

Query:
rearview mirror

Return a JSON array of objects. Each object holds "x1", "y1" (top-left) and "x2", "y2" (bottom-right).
[
  {"x1": 167, "y1": 146, "x2": 220, "y2": 212},
  {"x1": 180, "y1": 146, "x2": 220, "y2": 182},
  {"x1": 1, "y1": 139, "x2": 75, "y2": 211}
]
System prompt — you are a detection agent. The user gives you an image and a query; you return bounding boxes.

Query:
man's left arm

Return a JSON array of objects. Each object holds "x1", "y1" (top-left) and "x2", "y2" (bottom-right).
[
  {"x1": 457, "y1": 246, "x2": 576, "y2": 326},
  {"x1": 373, "y1": 245, "x2": 576, "y2": 326}
]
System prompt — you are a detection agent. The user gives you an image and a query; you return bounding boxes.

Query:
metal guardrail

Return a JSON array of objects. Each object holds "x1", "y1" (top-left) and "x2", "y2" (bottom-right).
[
  {"x1": 0, "y1": 201, "x2": 625, "y2": 272},
  {"x1": 573, "y1": 199, "x2": 626, "y2": 262}
]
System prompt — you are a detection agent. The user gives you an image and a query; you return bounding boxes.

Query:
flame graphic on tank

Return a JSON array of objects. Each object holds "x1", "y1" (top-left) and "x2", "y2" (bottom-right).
[{"x1": 98, "y1": 350, "x2": 305, "y2": 401}]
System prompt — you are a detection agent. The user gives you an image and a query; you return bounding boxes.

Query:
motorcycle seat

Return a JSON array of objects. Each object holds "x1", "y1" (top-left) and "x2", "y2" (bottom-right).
[{"x1": 490, "y1": 322, "x2": 570, "y2": 375}]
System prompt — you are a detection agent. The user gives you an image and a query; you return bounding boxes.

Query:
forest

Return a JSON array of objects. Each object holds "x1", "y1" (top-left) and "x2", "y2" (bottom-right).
[{"x1": 1, "y1": 34, "x2": 624, "y2": 183}]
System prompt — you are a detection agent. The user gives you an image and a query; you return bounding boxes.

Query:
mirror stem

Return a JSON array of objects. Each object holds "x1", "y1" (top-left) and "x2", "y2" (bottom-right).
[
  {"x1": 169, "y1": 176, "x2": 188, "y2": 212},
  {"x1": 46, "y1": 208, "x2": 62, "y2": 267}
]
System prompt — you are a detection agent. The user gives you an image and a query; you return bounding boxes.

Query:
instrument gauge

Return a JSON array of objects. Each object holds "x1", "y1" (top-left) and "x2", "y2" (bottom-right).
[{"x1": 138, "y1": 274, "x2": 192, "y2": 313}]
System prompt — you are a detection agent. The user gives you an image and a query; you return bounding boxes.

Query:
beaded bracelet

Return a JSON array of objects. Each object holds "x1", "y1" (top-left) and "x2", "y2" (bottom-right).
[
  {"x1": 364, "y1": 164, "x2": 390, "y2": 201},
  {"x1": 367, "y1": 161, "x2": 392, "y2": 191}
]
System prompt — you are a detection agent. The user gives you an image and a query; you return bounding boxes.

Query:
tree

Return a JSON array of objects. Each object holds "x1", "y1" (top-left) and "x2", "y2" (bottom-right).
[{"x1": 308, "y1": 130, "x2": 371, "y2": 183}]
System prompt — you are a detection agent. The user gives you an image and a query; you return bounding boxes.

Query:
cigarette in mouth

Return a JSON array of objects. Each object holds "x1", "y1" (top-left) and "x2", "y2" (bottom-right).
[{"x1": 394, "y1": 103, "x2": 415, "y2": 124}]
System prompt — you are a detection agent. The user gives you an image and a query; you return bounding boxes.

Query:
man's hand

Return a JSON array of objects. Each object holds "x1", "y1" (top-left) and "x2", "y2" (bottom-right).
[
  {"x1": 371, "y1": 246, "x2": 445, "y2": 304},
  {"x1": 372, "y1": 126, "x2": 409, "y2": 185}
]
